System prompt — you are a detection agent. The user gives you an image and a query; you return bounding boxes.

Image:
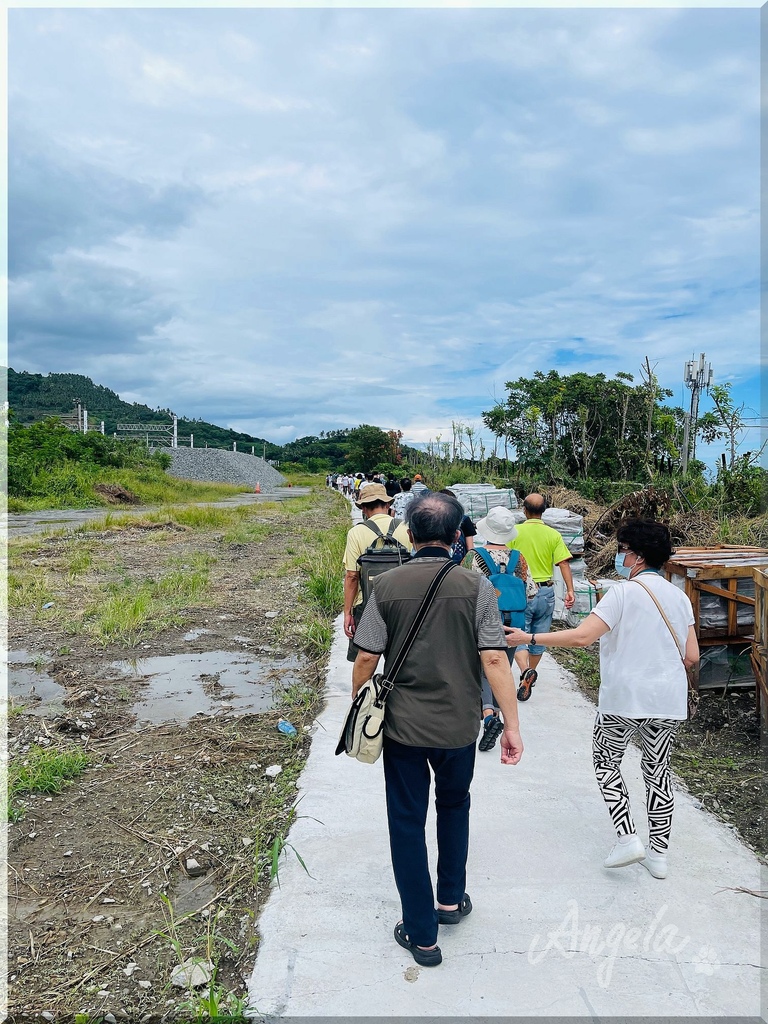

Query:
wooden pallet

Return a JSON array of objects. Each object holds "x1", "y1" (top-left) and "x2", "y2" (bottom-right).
[{"x1": 663, "y1": 545, "x2": 768, "y2": 646}]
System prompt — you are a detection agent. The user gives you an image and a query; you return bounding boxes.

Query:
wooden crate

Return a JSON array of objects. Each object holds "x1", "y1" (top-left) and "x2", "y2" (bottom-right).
[
  {"x1": 663, "y1": 545, "x2": 768, "y2": 646},
  {"x1": 751, "y1": 568, "x2": 768, "y2": 733}
]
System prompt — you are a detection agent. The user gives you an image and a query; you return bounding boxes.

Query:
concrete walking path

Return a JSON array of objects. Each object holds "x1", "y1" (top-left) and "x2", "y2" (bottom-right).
[{"x1": 248, "y1": 617, "x2": 765, "y2": 1017}]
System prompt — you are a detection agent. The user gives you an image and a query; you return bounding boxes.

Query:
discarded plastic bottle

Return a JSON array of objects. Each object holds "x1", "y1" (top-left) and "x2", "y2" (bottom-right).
[{"x1": 277, "y1": 718, "x2": 298, "y2": 738}]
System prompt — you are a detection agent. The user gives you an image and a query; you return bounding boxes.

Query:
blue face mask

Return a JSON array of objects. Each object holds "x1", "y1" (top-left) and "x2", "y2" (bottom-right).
[{"x1": 614, "y1": 552, "x2": 632, "y2": 578}]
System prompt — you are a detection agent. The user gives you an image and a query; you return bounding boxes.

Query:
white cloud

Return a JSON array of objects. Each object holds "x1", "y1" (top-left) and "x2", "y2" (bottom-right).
[{"x1": 8, "y1": 7, "x2": 759, "y2": 461}]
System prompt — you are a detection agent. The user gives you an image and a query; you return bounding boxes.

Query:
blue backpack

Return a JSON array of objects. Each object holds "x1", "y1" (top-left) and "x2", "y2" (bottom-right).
[{"x1": 474, "y1": 547, "x2": 527, "y2": 628}]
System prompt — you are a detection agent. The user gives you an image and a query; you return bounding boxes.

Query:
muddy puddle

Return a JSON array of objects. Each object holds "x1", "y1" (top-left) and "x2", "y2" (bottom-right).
[
  {"x1": 8, "y1": 652, "x2": 67, "y2": 716},
  {"x1": 109, "y1": 650, "x2": 305, "y2": 726}
]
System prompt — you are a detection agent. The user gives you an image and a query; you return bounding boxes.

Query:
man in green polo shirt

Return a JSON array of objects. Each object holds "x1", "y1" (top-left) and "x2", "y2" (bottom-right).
[{"x1": 508, "y1": 493, "x2": 575, "y2": 700}]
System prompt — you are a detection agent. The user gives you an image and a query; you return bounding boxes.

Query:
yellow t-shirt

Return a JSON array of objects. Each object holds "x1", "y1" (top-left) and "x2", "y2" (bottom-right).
[
  {"x1": 343, "y1": 513, "x2": 412, "y2": 607},
  {"x1": 508, "y1": 519, "x2": 571, "y2": 582}
]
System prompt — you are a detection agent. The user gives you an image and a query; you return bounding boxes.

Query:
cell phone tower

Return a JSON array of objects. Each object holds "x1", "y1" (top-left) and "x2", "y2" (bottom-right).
[{"x1": 681, "y1": 353, "x2": 713, "y2": 474}]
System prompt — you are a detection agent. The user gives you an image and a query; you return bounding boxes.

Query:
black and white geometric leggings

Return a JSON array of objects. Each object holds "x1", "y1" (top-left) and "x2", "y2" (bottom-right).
[{"x1": 592, "y1": 714, "x2": 680, "y2": 853}]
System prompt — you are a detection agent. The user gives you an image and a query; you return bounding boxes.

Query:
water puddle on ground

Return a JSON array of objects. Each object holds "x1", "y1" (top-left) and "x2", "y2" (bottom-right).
[
  {"x1": 110, "y1": 650, "x2": 304, "y2": 726},
  {"x1": 8, "y1": 653, "x2": 67, "y2": 716}
]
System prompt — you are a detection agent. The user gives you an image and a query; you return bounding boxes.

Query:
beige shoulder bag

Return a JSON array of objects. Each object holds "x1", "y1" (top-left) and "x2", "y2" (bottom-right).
[{"x1": 631, "y1": 577, "x2": 699, "y2": 719}]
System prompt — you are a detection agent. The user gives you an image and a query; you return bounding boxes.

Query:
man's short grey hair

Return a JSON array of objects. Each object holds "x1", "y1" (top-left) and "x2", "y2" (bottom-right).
[{"x1": 406, "y1": 492, "x2": 463, "y2": 546}]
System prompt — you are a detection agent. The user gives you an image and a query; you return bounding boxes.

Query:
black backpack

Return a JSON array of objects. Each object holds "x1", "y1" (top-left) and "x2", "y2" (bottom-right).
[{"x1": 357, "y1": 518, "x2": 411, "y2": 606}]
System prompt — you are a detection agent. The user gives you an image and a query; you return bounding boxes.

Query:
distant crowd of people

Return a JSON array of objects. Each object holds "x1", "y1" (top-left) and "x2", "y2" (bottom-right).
[{"x1": 331, "y1": 470, "x2": 698, "y2": 967}]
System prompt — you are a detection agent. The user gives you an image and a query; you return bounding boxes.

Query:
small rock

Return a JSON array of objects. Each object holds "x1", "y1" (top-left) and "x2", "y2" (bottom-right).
[
  {"x1": 41, "y1": 1013, "x2": 54, "y2": 1021},
  {"x1": 102, "y1": 898, "x2": 116, "y2": 904},
  {"x1": 63, "y1": 850, "x2": 73, "y2": 857},
  {"x1": 170, "y1": 959, "x2": 214, "y2": 989},
  {"x1": 265, "y1": 764, "x2": 282, "y2": 778},
  {"x1": 241, "y1": 837, "x2": 253, "y2": 847},
  {"x1": 138, "y1": 980, "x2": 152, "y2": 990},
  {"x1": 92, "y1": 915, "x2": 105, "y2": 923},
  {"x1": 42, "y1": 602, "x2": 55, "y2": 610},
  {"x1": 105, "y1": 1014, "x2": 118, "y2": 1024},
  {"x1": 265, "y1": 611, "x2": 278, "y2": 619},
  {"x1": 97, "y1": 989, "x2": 110, "y2": 997},
  {"x1": 28, "y1": 832, "x2": 38, "y2": 840},
  {"x1": 185, "y1": 858, "x2": 206, "y2": 878},
  {"x1": 122, "y1": 963, "x2": 138, "y2": 977}
]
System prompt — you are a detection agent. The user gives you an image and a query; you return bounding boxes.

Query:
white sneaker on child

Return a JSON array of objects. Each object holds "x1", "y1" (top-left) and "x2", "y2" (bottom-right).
[{"x1": 603, "y1": 835, "x2": 645, "y2": 868}]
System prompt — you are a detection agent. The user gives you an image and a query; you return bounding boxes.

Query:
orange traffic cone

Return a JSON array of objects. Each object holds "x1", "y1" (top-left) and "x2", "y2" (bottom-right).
[{"x1": 254, "y1": 482, "x2": 261, "y2": 494}]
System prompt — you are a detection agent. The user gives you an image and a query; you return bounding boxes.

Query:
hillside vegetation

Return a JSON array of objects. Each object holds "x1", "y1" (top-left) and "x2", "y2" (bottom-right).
[
  {"x1": 7, "y1": 419, "x2": 247, "y2": 512},
  {"x1": 7, "y1": 368, "x2": 282, "y2": 457}
]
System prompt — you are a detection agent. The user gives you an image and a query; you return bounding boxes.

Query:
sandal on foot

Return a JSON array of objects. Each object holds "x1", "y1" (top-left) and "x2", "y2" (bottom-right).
[
  {"x1": 394, "y1": 923, "x2": 442, "y2": 966},
  {"x1": 517, "y1": 668, "x2": 537, "y2": 701},
  {"x1": 479, "y1": 714, "x2": 503, "y2": 751},
  {"x1": 437, "y1": 893, "x2": 473, "y2": 925}
]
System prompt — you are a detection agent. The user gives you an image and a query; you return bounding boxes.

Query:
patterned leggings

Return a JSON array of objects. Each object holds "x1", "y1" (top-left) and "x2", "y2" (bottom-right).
[{"x1": 592, "y1": 715, "x2": 680, "y2": 853}]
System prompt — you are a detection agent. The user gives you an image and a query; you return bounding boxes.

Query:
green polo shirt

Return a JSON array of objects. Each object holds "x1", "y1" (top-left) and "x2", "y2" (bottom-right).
[{"x1": 508, "y1": 519, "x2": 571, "y2": 582}]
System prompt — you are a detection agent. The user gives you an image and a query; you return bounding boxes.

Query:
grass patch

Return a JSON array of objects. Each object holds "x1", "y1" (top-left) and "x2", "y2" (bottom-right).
[
  {"x1": 8, "y1": 746, "x2": 90, "y2": 819},
  {"x1": 85, "y1": 564, "x2": 211, "y2": 646},
  {"x1": 9, "y1": 461, "x2": 250, "y2": 513},
  {"x1": 549, "y1": 644, "x2": 601, "y2": 692},
  {"x1": 8, "y1": 570, "x2": 54, "y2": 613},
  {"x1": 222, "y1": 522, "x2": 273, "y2": 545},
  {"x1": 66, "y1": 548, "x2": 93, "y2": 577}
]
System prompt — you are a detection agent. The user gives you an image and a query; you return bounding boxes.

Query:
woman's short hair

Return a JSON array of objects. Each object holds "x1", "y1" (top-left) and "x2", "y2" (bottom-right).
[
  {"x1": 407, "y1": 492, "x2": 464, "y2": 545},
  {"x1": 615, "y1": 519, "x2": 673, "y2": 569}
]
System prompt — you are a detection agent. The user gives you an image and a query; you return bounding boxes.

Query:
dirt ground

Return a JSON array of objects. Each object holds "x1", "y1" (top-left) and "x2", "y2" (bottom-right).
[
  {"x1": 550, "y1": 646, "x2": 767, "y2": 859},
  {"x1": 6, "y1": 491, "x2": 346, "y2": 1022}
]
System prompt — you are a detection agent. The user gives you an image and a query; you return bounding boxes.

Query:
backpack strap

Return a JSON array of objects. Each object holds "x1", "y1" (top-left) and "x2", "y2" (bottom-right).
[
  {"x1": 474, "y1": 547, "x2": 497, "y2": 577},
  {"x1": 505, "y1": 549, "x2": 521, "y2": 574}
]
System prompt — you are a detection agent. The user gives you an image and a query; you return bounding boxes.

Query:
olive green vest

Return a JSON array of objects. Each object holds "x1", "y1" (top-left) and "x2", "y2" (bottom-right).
[{"x1": 373, "y1": 558, "x2": 484, "y2": 748}]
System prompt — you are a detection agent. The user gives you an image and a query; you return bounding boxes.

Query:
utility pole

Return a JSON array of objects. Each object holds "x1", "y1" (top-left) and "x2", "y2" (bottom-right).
[
  {"x1": 682, "y1": 353, "x2": 714, "y2": 473},
  {"x1": 172, "y1": 415, "x2": 178, "y2": 449}
]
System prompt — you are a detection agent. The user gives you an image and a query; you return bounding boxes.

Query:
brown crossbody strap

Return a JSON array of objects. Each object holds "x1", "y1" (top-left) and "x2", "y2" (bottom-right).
[{"x1": 630, "y1": 577, "x2": 695, "y2": 693}]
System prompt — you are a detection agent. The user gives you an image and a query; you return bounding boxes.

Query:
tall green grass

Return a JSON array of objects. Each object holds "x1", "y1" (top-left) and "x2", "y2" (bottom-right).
[{"x1": 8, "y1": 463, "x2": 249, "y2": 513}]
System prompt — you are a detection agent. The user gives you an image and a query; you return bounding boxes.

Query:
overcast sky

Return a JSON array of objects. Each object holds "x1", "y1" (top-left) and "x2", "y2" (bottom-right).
[{"x1": 9, "y1": 7, "x2": 760, "y2": 454}]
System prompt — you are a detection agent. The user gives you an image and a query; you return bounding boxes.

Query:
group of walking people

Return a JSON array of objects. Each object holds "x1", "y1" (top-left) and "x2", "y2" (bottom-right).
[{"x1": 337, "y1": 479, "x2": 699, "y2": 967}]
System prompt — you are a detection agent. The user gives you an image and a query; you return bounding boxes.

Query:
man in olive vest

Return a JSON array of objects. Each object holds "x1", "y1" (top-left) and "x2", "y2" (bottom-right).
[{"x1": 352, "y1": 492, "x2": 524, "y2": 968}]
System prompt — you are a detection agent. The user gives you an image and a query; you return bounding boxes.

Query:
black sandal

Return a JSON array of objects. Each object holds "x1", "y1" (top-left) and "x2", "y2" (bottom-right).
[
  {"x1": 437, "y1": 893, "x2": 473, "y2": 925},
  {"x1": 394, "y1": 923, "x2": 442, "y2": 967}
]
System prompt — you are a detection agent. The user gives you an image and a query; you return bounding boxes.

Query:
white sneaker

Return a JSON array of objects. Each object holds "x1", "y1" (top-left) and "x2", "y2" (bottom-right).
[
  {"x1": 641, "y1": 853, "x2": 668, "y2": 879},
  {"x1": 603, "y1": 836, "x2": 645, "y2": 868}
]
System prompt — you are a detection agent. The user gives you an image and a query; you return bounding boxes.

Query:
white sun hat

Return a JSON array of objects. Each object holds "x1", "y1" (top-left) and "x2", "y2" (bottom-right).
[{"x1": 476, "y1": 506, "x2": 519, "y2": 545}]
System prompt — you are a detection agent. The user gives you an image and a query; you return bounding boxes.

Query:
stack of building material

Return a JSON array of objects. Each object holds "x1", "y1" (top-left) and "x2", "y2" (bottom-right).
[{"x1": 449, "y1": 484, "x2": 518, "y2": 519}]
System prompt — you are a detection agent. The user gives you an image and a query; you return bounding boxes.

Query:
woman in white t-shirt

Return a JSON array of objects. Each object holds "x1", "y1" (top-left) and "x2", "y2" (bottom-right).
[{"x1": 506, "y1": 519, "x2": 699, "y2": 880}]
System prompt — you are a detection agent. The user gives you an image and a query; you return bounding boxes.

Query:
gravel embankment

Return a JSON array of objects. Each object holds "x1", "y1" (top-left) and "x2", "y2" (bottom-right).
[{"x1": 168, "y1": 449, "x2": 286, "y2": 488}]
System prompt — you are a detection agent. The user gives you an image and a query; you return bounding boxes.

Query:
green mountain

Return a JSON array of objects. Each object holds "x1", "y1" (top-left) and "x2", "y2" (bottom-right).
[{"x1": 6, "y1": 368, "x2": 283, "y2": 458}]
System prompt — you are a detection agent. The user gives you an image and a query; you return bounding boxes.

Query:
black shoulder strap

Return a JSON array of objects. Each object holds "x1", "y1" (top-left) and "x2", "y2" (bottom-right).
[{"x1": 385, "y1": 561, "x2": 456, "y2": 684}]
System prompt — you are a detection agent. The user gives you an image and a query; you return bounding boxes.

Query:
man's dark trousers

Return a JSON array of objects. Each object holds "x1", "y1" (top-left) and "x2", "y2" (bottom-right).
[{"x1": 383, "y1": 736, "x2": 476, "y2": 947}]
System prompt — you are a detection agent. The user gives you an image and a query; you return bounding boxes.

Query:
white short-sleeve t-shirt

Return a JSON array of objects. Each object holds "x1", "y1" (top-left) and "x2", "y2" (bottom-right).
[{"x1": 592, "y1": 572, "x2": 695, "y2": 720}]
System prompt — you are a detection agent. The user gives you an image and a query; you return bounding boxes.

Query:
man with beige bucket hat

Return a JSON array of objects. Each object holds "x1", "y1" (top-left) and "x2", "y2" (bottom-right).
[{"x1": 342, "y1": 483, "x2": 412, "y2": 663}]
